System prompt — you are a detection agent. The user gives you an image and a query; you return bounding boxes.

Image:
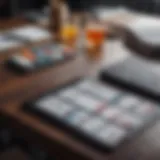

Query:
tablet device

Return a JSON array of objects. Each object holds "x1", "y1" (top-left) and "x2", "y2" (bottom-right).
[{"x1": 23, "y1": 79, "x2": 160, "y2": 152}]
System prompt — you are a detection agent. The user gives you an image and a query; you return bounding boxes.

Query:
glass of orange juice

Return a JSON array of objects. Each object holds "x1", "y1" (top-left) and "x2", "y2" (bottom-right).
[
  {"x1": 60, "y1": 23, "x2": 79, "y2": 48},
  {"x1": 85, "y1": 22, "x2": 105, "y2": 60}
]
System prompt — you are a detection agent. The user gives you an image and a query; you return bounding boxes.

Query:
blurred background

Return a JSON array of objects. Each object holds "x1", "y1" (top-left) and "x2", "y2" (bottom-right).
[
  {"x1": 0, "y1": 0, "x2": 160, "y2": 18},
  {"x1": 0, "y1": 0, "x2": 160, "y2": 160}
]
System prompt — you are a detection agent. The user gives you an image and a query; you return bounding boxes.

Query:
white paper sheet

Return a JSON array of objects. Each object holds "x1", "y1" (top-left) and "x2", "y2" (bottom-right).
[
  {"x1": 10, "y1": 25, "x2": 51, "y2": 42},
  {"x1": 96, "y1": 6, "x2": 130, "y2": 21},
  {"x1": 127, "y1": 16, "x2": 160, "y2": 44},
  {"x1": 0, "y1": 34, "x2": 23, "y2": 52}
]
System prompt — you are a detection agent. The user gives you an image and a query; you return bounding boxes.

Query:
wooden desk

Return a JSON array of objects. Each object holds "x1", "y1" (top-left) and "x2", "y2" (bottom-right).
[
  {"x1": 1, "y1": 18, "x2": 160, "y2": 160},
  {"x1": 0, "y1": 147, "x2": 30, "y2": 160}
]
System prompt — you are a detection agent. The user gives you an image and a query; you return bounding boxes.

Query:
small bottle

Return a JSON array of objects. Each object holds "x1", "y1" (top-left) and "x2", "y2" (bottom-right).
[{"x1": 49, "y1": 0, "x2": 69, "y2": 42}]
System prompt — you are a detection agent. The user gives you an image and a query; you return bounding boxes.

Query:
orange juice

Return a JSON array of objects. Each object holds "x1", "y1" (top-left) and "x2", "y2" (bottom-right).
[
  {"x1": 61, "y1": 24, "x2": 79, "y2": 47},
  {"x1": 86, "y1": 24, "x2": 105, "y2": 60},
  {"x1": 86, "y1": 28, "x2": 105, "y2": 47}
]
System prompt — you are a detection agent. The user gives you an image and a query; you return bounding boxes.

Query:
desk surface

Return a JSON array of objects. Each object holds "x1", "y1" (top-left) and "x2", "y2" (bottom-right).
[{"x1": 0, "y1": 18, "x2": 160, "y2": 160}]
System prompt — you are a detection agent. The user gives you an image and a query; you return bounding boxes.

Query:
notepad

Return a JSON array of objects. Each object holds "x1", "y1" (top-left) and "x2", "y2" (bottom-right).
[{"x1": 10, "y1": 25, "x2": 52, "y2": 42}]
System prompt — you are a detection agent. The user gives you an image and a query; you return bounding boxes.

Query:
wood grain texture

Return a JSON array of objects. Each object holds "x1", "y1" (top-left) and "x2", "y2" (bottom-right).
[{"x1": 0, "y1": 18, "x2": 160, "y2": 160}]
